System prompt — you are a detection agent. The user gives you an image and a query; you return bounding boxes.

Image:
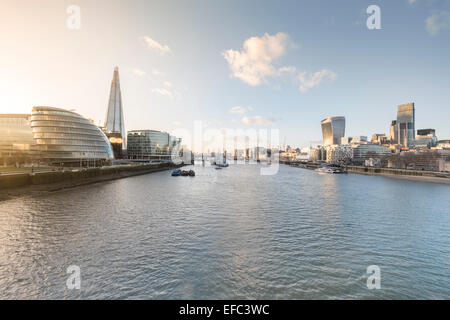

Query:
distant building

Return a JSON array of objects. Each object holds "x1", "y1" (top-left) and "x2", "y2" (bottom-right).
[
  {"x1": 321, "y1": 116, "x2": 345, "y2": 146},
  {"x1": 341, "y1": 137, "x2": 353, "y2": 145},
  {"x1": 0, "y1": 114, "x2": 38, "y2": 165},
  {"x1": 311, "y1": 146, "x2": 327, "y2": 162},
  {"x1": 104, "y1": 67, "x2": 126, "y2": 158},
  {"x1": 352, "y1": 143, "x2": 391, "y2": 164},
  {"x1": 127, "y1": 130, "x2": 181, "y2": 161},
  {"x1": 397, "y1": 103, "x2": 415, "y2": 147},
  {"x1": 390, "y1": 120, "x2": 398, "y2": 144},
  {"x1": 386, "y1": 150, "x2": 448, "y2": 172},
  {"x1": 351, "y1": 136, "x2": 368, "y2": 144},
  {"x1": 30, "y1": 106, "x2": 114, "y2": 166},
  {"x1": 413, "y1": 129, "x2": 437, "y2": 148},
  {"x1": 437, "y1": 140, "x2": 450, "y2": 150},
  {"x1": 325, "y1": 144, "x2": 353, "y2": 164},
  {"x1": 371, "y1": 134, "x2": 387, "y2": 145}
]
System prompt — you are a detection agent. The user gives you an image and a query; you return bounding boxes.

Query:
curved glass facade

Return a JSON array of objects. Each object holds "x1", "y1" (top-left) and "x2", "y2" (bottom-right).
[
  {"x1": 321, "y1": 116, "x2": 346, "y2": 146},
  {"x1": 30, "y1": 106, "x2": 114, "y2": 165}
]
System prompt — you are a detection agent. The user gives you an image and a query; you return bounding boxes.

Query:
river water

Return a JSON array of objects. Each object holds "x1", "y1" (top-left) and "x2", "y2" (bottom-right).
[{"x1": 0, "y1": 164, "x2": 449, "y2": 299}]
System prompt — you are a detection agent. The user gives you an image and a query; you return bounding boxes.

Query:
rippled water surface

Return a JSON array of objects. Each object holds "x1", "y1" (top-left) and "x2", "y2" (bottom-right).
[{"x1": 0, "y1": 164, "x2": 449, "y2": 299}]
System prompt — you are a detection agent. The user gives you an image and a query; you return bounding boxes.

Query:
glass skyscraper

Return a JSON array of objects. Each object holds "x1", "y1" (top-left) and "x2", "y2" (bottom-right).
[
  {"x1": 397, "y1": 103, "x2": 415, "y2": 147},
  {"x1": 104, "y1": 67, "x2": 126, "y2": 158},
  {"x1": 321, "y1": 116, "x2": 346, "y2": 146}
]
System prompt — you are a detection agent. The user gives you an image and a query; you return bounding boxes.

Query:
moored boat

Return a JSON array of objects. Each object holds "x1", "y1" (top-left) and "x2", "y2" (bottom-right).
[
  {"x1": 180, "y1": 170, "x2": 189, "y2": 176},
  {"x1": 315, "y1": 165, "x2": 347, "y2": 174}
]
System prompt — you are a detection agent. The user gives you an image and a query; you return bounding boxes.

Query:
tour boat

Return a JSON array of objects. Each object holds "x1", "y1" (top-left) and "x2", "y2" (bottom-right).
[{"x1": 315, "y1": 166, "x2": 346, "y2": 174}]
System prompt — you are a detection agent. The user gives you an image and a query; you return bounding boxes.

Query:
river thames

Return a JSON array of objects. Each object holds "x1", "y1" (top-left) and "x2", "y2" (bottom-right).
[{"x1": 0, "y1": 164, "x2": 449, "y2": 299}]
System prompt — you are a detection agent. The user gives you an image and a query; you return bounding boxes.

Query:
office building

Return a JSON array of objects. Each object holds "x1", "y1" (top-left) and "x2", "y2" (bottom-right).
[
  {"x1": 352, "y1": 144, "x2": 391, "y2": 164},
  {"x1": 341, "y1": 137, "x2": 353, "y2": 145},
  {"x1": 311, "y1": 146, "x2": 327, "y2": 162},
  {"x1": 127, "y1": 130, "x2": 181, "y2": 161},
  {"x1": 321, "y1": 116, "x2": 345, "y2": 146},
  {"x1": 437, "y1": 140, "x2": 450, "y2": 150},
  {"x1": 351, "y1": 136, "x2": 368, "y2": 144},
  {"x1": 325, "y1": 144, "x2": 353, "y2": 163},
  {"x1": 0, "y1": 114, "x2": 38, "y2": 165},
  {"x1": 413, "y1": 129, "x2": 438, "y2": 148},
  {"x1": 390, "y1": 120, "x2": 398, "y2": 144},
  {"x1": 397, "y1": 103, "x2": 415, "y2": 147},
  {"x1": 104, "y1": 67, "x2": 126, "y2": 158},
  {"x1": 30, "y1": 106, "x2": 114, "y2": 166}
]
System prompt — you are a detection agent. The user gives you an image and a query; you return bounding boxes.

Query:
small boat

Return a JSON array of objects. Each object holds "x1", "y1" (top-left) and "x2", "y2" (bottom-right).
[
  {"x1": 315, "y1": 166, "x2": 347, "y2": 174},
  {"x1": 181, "y1": 170, "x2": 189, "y2": 176},
  {"x1": 188, "y1": 170, "x2": 195, "y2": 176},
  {"x1": 171, "y1": 169, "x2": 181, "y2": 176}
]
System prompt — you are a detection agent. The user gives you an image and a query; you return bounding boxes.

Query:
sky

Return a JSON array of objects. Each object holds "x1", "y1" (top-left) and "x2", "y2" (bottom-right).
[{"x1": 1, "y1": 0, "x2": 449, "y2": 151}]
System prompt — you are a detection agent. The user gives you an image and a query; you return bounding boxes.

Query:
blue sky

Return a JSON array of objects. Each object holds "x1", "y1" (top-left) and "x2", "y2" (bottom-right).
[{"x1": 1, "y1": 0, "x2": 449, "y2": 149}]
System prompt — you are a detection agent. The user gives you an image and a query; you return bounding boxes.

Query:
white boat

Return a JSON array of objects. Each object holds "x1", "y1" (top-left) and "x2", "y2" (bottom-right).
[
  {"x1": 315, "y1": 167, "x2": 335, "y2": 174},
  {"x1": 315, "y1": 166, "x2": 346, "y2": 174}
]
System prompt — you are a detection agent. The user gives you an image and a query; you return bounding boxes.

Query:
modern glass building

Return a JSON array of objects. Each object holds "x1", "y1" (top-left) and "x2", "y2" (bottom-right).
[
  {"x1": 0, "y1": 114, "x2": 39, "y2": 165},
  {"x1": 321, "y1": 116, "x2": 346, "y2": 146},
  {"x1": 397, "y1": 103, "x2": 415, "y2": 147},
  {"x1": 127, "y1": 130, "x2": 181, "y2": 161},
  {"x1": 104, "y1": 67, "x2": 126, "y2": 158},
  {"x1": 30, "y1": 106, "x2": 114, "y2": 166}
]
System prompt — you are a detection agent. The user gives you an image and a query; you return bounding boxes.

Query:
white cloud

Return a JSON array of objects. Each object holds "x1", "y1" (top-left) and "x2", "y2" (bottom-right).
[
  {"x1": 279, "y1": 66, "x2": 297, "y2": 74},
  {"x1": 140, "y1": 36, "x2": 172, "y2": 55},
  {"x1": 426, "y1": 11, "x2": 450, "y2": 36},
  {"x1": 132, "y1": 68, "x2": 146, "y2": 77},
  {"x1": 172, "y1": 121, "x2": 181, "y2": 126},
  {"x1": 298, "y1": 69, "x2": 337, "y2": 93},
  {"x1": 152, "y1": 68, "x2": 165, "y2": 76},
  {"x1": 151, "y1": 88, "x2": 174, "y2": 99},
  {"x1": 222, "y1": 32, "x2": 290, "y2": 86},
  {"x1": 229, "y1": 106, "x2": 248, "y2": 114},
  {"x1": 163, "y1": 81, "x2": 172, "y2": 87},
  {"x1": 241, "y1": 116, "x2": 275, "y2": 125}
]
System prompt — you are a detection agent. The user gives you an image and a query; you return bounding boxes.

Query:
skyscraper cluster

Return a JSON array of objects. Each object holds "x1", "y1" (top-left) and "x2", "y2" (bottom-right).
[{"x1": 310, "y1": 102, "x2": 450, "y2": 169}]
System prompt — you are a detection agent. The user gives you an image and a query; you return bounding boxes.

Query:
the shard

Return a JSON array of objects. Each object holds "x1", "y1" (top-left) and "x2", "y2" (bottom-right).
[{"x1": 105, "y1": 67, "x2": 126, "y2": 157}]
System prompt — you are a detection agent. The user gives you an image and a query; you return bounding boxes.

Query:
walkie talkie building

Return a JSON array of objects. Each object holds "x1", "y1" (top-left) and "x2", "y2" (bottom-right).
[{"x1": 321, "y1": 116, "x2": 346, "y2": 146}]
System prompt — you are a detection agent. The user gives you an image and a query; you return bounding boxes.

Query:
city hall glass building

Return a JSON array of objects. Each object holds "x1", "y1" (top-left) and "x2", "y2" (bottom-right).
[
  {"x1": 30, "y1": 106, "x2": 114, "y2": 165},
  {"x1": 127, "y1": 130, "x2": 181, "y2": 161},
  {"x1": 321, "y1": 116, "x2": 346, "y2": 146}
]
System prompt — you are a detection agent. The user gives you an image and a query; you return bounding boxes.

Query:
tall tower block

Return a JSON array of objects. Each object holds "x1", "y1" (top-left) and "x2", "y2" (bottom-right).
[{"x1": 105, "y1": 67, "x2": 126, "y2": 158}]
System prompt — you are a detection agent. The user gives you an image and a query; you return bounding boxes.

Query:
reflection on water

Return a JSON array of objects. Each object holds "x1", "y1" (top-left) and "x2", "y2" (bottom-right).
[{"x1": 0, "y1": 164, "x2": 449, "y2": 299}]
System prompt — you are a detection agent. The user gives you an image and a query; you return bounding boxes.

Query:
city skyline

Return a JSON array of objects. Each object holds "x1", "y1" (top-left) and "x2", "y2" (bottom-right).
[{"x1": 1, "y1": 0, "x2": 450, "y2": 150}]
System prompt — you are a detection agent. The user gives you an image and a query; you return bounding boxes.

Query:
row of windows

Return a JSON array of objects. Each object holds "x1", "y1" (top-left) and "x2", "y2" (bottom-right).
[
  {"x1": 35, "y1": 139, "x2": 109, "y2": 147},
  {"x1": 38, "y1": 145, "x2": 111, "y2": 152},
  {"x1": 31, "y1": 115, "x2": 93, "y2": 126},
  {"x1": 32, "y1": 126, "x2": 99, "y2": 135},
  {"x1": 31, "y1": 121, "x2": 98, "y2": 130},
  {"x1": 33, "y1": 133, "x2": 106, "y2": 142},
  {"x1": 39, "y1": 152, "x2": 111, "y2": 159},
  {"x1": 32, "y1": 110, "x2": 85, "y2": 120}
]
